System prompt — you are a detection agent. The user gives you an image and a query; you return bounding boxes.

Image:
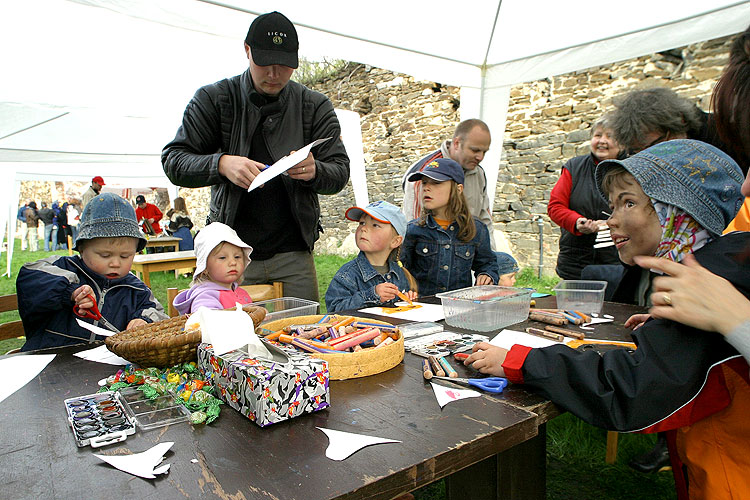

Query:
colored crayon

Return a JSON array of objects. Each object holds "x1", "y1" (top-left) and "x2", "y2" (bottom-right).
[
  {"x1": 544, "y1": 325, "x2": 585, "y2": 340},
  {"x1": 428, "y1": 355, "x2": 445, "y2": 377},
  {"x1": 525, "y1": 327, "x2": 564, "y2": 342},
  {"x1": 437, "y1": 356, "x2": 458, "y2": 378},
  {"x1": 374, "y1": 337, "x2": 394, "y2": 349},
  {"x1": 422, "y1": 359, "x2": 433, "y2": 380},
  {"x1": 351, "y1": 321, "x2": 399, "y2": 332}
]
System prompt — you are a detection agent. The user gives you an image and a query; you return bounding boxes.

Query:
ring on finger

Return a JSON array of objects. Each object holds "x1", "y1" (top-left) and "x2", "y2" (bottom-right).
[
  {"x1": 663, "y1": 293, "x2": 672, "y2": 306},
  {"x1": 302, "y1": 166, "x2": 306, "y2": 173}
]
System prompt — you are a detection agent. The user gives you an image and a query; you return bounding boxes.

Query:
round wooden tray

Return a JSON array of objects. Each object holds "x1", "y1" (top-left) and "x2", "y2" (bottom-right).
[{"x1": 260, "y1": 315, "x2": 403, "y2": 380}]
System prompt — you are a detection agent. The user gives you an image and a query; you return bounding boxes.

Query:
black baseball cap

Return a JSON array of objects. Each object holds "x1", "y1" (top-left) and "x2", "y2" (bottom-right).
[
  {"x1": 135, "y1": 195, "x2": 146, "y2": 204},
  {"x1": 245, "y1": 11, "x2": 299, "y2": 68}
]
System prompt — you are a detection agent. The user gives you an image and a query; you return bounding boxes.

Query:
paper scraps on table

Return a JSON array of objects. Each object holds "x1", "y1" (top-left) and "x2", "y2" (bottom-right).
[
  {"x1": 76, "y1": 318, "x2": 117, "y2": 338},
  {"x1": 0, "y1": 354, "x2": 56, "y2": 405},
  {"x1": 317, "y1": 427, "x2": 401, "y2": 461},
  {"x1": 187, "y1": 304, "x2": 271, "y2": 357},
  {"x1": 248, "y1": 137, "x2": 331, "y2": 192},
  {"x1": 74, "y1": 345, "x2": 129, "y2": 365},
  {"x1": 359, "y1": 302, "x2": 445, "y2": 322},
  {"x1": 94, "y1": 442, "x2": 174, "y2": 479},
  {"x1": 430, "y1": 381, "x2": 481, "y2": 408},
  {"x1": 489, "y1": 329, "x2": 567, "y2": 350}
]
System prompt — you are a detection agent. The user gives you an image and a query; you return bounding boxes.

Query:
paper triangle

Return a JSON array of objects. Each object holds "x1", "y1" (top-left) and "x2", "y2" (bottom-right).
[{"x1": 317, "y1": 427, "x2": 400, "y2": 460}]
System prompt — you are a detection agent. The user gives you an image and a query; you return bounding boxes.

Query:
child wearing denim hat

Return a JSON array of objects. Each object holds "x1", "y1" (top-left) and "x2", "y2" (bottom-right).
[
  {"x1": 496, "y1": 252, "x2": 519, "y2": 287},
  {"x1": 17, "y1": 193, "x2": 168, "y2": 351},
  {"x1": 401, "y1": 158, "x2": 498, "y2": 296},
  {"x1": 325, "y1": 201, "x2": 418, "y2": 313},
  {"x1": 173, "y1": 222, "x2": 254, "y2": 315},
  {"x1": 464, "y1": 140, "x2": 750, "y2": 499}
]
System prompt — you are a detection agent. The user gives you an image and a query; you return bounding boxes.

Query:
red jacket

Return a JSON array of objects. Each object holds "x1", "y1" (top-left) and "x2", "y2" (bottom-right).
[{"x1": 136, "y1": 203, "x2": 163, "y2": 235}]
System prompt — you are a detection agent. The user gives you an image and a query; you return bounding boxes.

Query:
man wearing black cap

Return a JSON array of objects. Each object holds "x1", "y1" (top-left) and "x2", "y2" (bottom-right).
[
  {"x1": 135, "y1": 195, "x2": 163, "y2": 237},
  {"x1": 82, "y1": 175, "x2": 105, "y2": 210},
  {"x1": 162, "y1": 11, "x2": 349, "y2": 303}
]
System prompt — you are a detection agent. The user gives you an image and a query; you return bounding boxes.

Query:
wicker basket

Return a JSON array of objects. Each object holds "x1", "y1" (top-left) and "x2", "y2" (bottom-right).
[
  {"x1": 105, "y1": 305, "x2": 267, "y2": 367},
  {"x1": 260, "y1": 315, "x2": 403, "y2": 380}
]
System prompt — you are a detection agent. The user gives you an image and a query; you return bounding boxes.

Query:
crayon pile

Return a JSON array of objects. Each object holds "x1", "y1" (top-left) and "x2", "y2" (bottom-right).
[
  {"x1": 527, "y1": 308, "x2": 588, "y2": 340},
  {"x1": 262, "y1": 315, "x2": 400, "y2": 354}
]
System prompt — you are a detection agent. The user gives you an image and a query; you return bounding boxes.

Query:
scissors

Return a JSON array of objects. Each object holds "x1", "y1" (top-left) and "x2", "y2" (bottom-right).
[
  {"x1": 431, "y1": 376, "x2": 508, "y2": 394},
  {"x1": 73, "y1": 294, "x2": 120, "y2": 333}
]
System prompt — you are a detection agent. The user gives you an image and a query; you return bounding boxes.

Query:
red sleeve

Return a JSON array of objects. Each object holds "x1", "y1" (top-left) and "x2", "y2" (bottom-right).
[
  {"x1": 135, "y1": 206, "x2": 144, "y2": 221},
  {"x1": 547, "y1": 168, "x2": 583, "y2": 234},
  {"x1": 502, "y1": 344, "x2": 534, "y2": 384},
  {"x1": 150, "y1": 205, "x2": 163, "y2": 223}
]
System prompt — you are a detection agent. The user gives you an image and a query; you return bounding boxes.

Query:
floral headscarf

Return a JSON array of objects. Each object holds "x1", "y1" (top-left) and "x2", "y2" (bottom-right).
[{"x1": 651, "y1": 200, "x2": 712, "y2": 263}]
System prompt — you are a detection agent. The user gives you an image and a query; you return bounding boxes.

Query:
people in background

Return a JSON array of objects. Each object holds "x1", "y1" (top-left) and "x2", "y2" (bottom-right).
[
  {"x1": 464, "y1": 140, "x2": 748, "y2": 500},
  {"x1": 548, "y1": 114, "x2": 623, "y2": 296},
  {"x1": 68, "y1": 199, "x2": 81, "y2": 246},
  {"x1": 401, "y1": 158, "x2": 498, "y2": 295},
  {"x1": 165, "y1": 197, "x2": 194, "y2": 251},
  {"x1": 162, "y1": 11, "x2": 349, "y2": 303},
  {"x1": 17, "y1": 193, "x2": 167, "y2": 351},
  {"x1": 23, "y1": 202, "x2": 39, "y2": 252},
  {"x1": 135, "y1": 194, "x2": 163, "y2": 236},
  {"x1": 37, "y1": 201, "x2": 55, "y2": 252},
  {"x1": 402, "y1": 119, "x2": 495, "y2": 248},
  {"x1": 325, "y1": 201, "x2": 418, "y2": 312},
  {"x1": 17, "y1": 201, "x2": 28, "y2": 251},
  {"x1": 173, "y1": 222, "x2": 253, "y2": 315},
  {"x1": 57, "y1": 202, "x2": 70, "y2": 250},
  {"x1": 81, "y1": 175, "x2": 105, "y2": 209}
]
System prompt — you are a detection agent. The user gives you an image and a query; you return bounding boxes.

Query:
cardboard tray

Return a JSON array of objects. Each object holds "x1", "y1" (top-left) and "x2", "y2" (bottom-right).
[{"x1": 260, "y1": 315, "x2": 404, "y2": 380}]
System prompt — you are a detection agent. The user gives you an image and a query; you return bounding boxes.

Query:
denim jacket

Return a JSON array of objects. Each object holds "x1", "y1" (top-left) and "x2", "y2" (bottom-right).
[
  {"x1": 402, "y1": 215, "x2": 498, "y2": 296},
  {"x1": 325, "y1": 252, "x2": 412, "y2": 313}
]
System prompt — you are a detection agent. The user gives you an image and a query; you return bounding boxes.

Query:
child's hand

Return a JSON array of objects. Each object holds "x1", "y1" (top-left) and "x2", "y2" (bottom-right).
[
  {"x1": 463, "y1": 342, "x2": 508, "y2": 377},
  {"x1": 375, "y1": 283, "x2": 400, "y2": 303},
  {"x1": 475, "y1": 274, "x2": 493, "y2": 286},
  {"x1": 405, "y1": 290, "x2": 418, "y2": 302},
  {"x1": 126, "y1": 318, "x2": 147, "y2": 330},
  {"x1": 624, "y1": 313, "x2": 650, "y2": 330},
  {"x1": 72, "y1": 285, "x2": 95, "y2": 310}
]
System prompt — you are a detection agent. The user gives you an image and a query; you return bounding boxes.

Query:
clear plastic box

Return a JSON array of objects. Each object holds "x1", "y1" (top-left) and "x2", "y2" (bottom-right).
[
  {"x1": 118, "y1": 387, "x2": 191, "y2": 431},
  {"x1": 553, "y1": 280, "x2": 607, "y2": 314},
  {"x1": 252, "y1": 297, "x2": 319, "y2": 324},
  {"x1": 436, "y1": 285, "x2": 532, "y2": 332}
]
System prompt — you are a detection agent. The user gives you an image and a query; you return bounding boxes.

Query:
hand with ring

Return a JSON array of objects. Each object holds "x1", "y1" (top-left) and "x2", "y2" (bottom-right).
[{"x1": 287, "y1": 151, "x2": 316, "y2": 181}]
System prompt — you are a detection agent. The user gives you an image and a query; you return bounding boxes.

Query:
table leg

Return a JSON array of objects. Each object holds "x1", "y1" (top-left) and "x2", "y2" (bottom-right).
[
  {"x1": 445, "y1": 423, "x2": 546, "y2": 500},
  {"x1": 141, "y1": 267, "x2": 151, "y2": 288}
]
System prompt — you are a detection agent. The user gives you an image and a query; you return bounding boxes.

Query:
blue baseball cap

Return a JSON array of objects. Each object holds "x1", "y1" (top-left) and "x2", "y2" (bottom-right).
[
  {"x1": 345, "y1": 200, "x2": 407, "y2": 236},
  {"x1": 407, "y1": 158, "x2": 465, "y2": 185}
]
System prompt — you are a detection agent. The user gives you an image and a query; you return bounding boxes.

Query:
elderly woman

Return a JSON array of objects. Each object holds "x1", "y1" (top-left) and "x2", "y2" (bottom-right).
[{"x1": 548, "y1": 114, "x2": 622, "y2": 282}]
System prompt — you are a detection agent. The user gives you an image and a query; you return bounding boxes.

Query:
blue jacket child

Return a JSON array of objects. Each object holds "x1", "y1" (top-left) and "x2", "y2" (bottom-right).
[
  {"x1": 325, "y1": 201, "x2": 417, "y2": 313},
  {"x1": 401, "y1": 158, "x2": 498, "y2": 296},
  {"x1": 17, "y1": 193, "x2": 168, "y2": 351}
]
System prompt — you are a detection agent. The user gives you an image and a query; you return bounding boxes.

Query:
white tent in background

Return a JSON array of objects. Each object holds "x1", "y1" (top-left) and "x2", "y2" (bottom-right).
[{"x1": 1, "y1": 0, "x2": 748, "y2": 275}]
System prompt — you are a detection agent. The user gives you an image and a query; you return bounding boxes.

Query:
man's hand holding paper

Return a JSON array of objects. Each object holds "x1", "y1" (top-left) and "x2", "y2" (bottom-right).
[{"x1": 248, "y1": 137, "x2": 331, "y2": 192}]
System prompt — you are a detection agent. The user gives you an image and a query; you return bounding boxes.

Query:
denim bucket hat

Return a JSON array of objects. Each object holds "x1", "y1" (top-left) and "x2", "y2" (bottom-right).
[
  {"x1": 595, "y1": 139, "x2": 744, "y2": 237},
  {"x1": 75, "y1": 193, "x2": 147, "y2": 252},
  {"x1": 496, "y1": 252, "x2": 520, "y2": 275},
  {"x1": 345, "y1": 200, "x2": 408, "y2": 236}
]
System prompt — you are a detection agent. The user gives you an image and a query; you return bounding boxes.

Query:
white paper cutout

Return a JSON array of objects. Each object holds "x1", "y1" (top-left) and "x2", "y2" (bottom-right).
[
  {"x1": 317, "y1": 427, "x2": 400, "y2": 460},
  {"x1": 74, "y1": 345, "x2": 129, "y2": 365},
  {"x1": 489, "y1": 329, "x2": 567, "y2": 350},
  {"x1": 248, "y1": 137, "x2": 331, "y2": 192},
  {"x1": 76, "y1": 318, "x2": 117, "y2": 337},
  {"x1": 94, "y1": 442, "x2": 174, "y2": 479},
  {"x1": 0, "y1": 354, "x2": 56, "y2": 404},
  {"x1": 430, "y1": 382, "x2": 481, "y2": 408},
  {"x1": 192, "y1": 305, "x2": 271, "y2": 357},
  {"x1": 359, "y1": 301, "x2": 445, "y2": 322}
]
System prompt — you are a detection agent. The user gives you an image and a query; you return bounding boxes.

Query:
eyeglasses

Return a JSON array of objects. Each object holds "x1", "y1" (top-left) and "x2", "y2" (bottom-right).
[{"x1": 626, "y1": 133, "x2": 667, "y2": 157}]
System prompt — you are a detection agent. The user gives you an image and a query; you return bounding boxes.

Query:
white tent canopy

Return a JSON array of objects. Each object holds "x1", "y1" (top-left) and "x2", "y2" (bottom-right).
[{"x1": 2, "y1": 0, "x2": 748, "y2": 275}]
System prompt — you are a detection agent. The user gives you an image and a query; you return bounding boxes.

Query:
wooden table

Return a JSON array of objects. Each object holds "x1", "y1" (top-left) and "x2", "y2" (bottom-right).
[
  {"x1": 0, "y1": 298, "x2": 642, "y2": 499},
  {"x1": 131, "y1": 250, "x2": 196, "y2": 287},
  {"x1": 142, "y1": 235, "x2": 182, "y2": 253}
]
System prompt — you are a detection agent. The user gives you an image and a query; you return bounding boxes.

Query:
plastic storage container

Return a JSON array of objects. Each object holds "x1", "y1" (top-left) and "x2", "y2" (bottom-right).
[
  {"x1": 436, "y1": 285, "x2": 532, "y2": 332},
  {"x1": 252, "y1": 297, "x2": 319, "y2": 324},
  {"x1": 553, "y1": 280, "x2": 607, "y2": 314}
]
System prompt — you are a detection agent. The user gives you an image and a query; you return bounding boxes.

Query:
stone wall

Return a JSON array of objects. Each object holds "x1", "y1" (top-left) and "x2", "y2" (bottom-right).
[{"x1": 17, "y1": 34, "x2": 734, "y2": 277}]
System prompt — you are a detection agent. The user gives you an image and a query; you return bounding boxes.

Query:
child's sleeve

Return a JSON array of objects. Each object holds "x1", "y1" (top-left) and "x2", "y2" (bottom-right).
[
  {"x1": 400, "y1": 226, "x2": 416, "y2": 270},
  {"x1": 16, "y1": 257, "x2": 81, "y2": 318},
  {"x1": 132, "y1": 287, "x2": 169, "y2": 323},
  {"x1": 186, "y1": 288, "x2": 225, "y2": 313},
  {"x1": 324, "y1": 268, "x2": 380, "y2": 313},
  {"x1": 471, "y1": 221, "x2": 499, "y2": 283}
]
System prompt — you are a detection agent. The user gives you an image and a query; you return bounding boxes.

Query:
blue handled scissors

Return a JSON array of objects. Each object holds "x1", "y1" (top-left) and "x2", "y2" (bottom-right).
[
  {"x1": 73, "y1": 294, "x2": 120, "y2": 333},
  {"x1": 432, "y1": 376, "x2": 508, "y2": 394}
]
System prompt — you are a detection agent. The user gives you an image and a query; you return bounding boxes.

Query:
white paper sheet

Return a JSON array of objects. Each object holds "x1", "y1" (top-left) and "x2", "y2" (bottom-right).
[
  {"x1": 191, "y1": 305, "x2": 271, "y2": 357},
  {"x1": 0, "y1": 354, "x2": 56, "y2": 404},
  {"x1": 76, "y1": 318, "x2": 117, "y2": 337},
  {"x1": 317, "y1": 427, "x2": 400, "y2": 461},
  {"x1": 359, "y1": 302, "x2": 445, "y2": 322},
  {"x1": 430, "y1": 381, "x2": 481, "y2": 408},
  {"x1": 73, "y1": 345, "x2": 129, "y2": 365},
  {"x1": 247, "y1": 137, "x2": 331, "y2": 192},
  {"x1": 94, "y1": 442, "x2": 174, "y2": 479},
  {"x1": 489, "y1": 329, "x2": 568, "y2": 350}
]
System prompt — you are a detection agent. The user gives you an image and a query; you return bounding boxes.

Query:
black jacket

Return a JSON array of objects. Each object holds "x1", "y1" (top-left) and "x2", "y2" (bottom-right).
[{"x1": 161, "y1": 70, "x2": 350, "y2": 250}]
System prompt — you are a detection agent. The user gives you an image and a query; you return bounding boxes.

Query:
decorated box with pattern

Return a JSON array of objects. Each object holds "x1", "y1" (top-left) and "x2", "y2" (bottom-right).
[{"x1": 197, "y1": 342, "x2": 330, "y2": 427}]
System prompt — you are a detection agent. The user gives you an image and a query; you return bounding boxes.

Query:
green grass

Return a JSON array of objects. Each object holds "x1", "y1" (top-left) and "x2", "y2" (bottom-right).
[{"x1": 1, "y1": 240, "x2": 676, "y2": 499}]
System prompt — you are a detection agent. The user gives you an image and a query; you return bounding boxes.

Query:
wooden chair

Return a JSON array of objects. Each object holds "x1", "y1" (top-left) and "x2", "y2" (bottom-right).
[
  {"x1": 166, "y1": 282, "x2": 284, "y2": 317},
  {"x1": 0, "y1": 294, "x2": 25, "y2": 354}
]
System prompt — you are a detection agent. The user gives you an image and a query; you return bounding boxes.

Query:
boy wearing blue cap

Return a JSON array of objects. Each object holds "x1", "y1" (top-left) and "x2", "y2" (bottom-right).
[
  {"x1": 496, "y1": 252, "x2": 519, "y2": 287},
  {"x1": 17, "y1": 193, "x2": 168, "y2": 351},
  {"x1": 325, "y1": 201, "x2": 417, "y2": 313}
]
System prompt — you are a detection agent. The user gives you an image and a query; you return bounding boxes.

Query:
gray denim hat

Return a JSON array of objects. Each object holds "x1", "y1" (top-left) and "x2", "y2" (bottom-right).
[
  {"x1": 595, "y1": 139, "x2": 744, "y2": 237},
  {"x1": 75, "y1": 193, "x2": 147, "y2": 252},
  {"x1": 496, "y1": 252, "x2": 520, "y2": 275}
]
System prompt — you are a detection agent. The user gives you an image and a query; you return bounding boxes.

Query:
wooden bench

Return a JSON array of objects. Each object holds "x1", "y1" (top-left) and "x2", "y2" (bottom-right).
[{"x1": 131, "y1": 250, "x2": 196, "y2": 288}]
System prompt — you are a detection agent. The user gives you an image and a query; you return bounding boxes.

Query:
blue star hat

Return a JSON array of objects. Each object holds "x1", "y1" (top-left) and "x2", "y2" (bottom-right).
[{"x1": 407, "y1": 158, "x2": 465, "y2": 185}]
